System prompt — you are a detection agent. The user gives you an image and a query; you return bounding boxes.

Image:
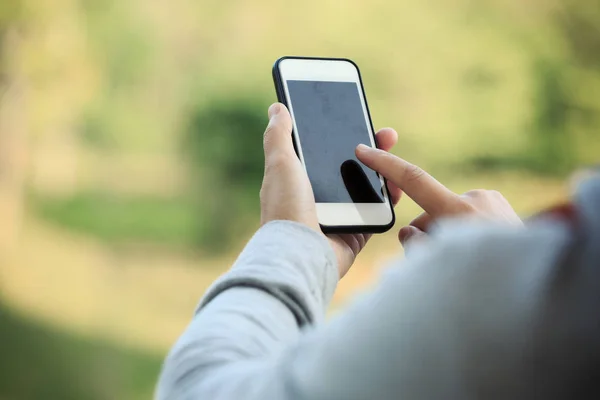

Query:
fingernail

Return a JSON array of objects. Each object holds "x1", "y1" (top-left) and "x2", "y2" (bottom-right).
[
  {"x1": 356, "y1": 143, "x2": 373, "y2": 153},
  {"x1": 268, "y1": 103, "x2": 281, "y2": 119}
]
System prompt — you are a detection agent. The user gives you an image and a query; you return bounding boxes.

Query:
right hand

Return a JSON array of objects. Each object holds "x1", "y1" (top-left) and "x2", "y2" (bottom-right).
[{"x1": 355, "y1": 145, "x2": 522, "y2": 248}]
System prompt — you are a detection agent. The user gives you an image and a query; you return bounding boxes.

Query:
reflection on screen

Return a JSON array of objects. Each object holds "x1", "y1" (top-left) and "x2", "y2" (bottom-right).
[{"x1": 287, "y1": 80, "x2": 384, "y2": 203}]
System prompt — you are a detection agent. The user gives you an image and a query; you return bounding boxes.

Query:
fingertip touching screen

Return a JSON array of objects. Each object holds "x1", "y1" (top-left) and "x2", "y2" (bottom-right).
[{"x1": 286, "y1": 80, "x2": 384, "y2": 203}]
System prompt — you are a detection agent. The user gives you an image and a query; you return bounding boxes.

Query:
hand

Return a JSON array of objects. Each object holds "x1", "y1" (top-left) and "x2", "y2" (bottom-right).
[
  {"x1": 260, "y1": 103, "x2": 401, "y2": 278},
  {"x1": 328, "y1": 132, "x2": 402, "y2": 277},
  {"x1": 355, "y1": 145, "x2": 521, "y2": 248},
  {"x1": 260, "y1": 103, "x2": 318, "y2": 230}
]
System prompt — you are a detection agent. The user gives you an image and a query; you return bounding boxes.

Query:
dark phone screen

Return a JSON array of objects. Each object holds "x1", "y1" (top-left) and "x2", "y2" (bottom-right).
[{"x1": 287, "y1": 80, "x2": 384, "y2": 203}]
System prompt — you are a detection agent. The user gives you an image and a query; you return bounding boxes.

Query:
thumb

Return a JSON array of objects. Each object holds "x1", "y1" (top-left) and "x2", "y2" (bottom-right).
[{"x1": 263, "y1": 103, "x2": 294, "y2": 159}]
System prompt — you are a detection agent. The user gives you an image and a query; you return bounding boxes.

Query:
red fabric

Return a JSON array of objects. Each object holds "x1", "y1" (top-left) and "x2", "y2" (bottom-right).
[{"x1": 531, "y1": 202, "x2": 579, "y2": 228}]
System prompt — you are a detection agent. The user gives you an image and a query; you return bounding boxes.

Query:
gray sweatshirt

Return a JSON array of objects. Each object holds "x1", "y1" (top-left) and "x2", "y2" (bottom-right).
[{"x1": 156, "y1": 177, "x2": 600, "y2": 400}]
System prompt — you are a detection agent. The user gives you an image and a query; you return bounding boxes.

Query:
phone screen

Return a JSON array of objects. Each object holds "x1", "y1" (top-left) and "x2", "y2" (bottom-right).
[{"x1": 287, "y1": 80, "x2": 384, "y2": 204}]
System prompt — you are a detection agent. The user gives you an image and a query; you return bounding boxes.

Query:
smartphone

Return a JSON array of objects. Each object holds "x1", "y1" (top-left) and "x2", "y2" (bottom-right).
[{"x1": 272, "y1": 56, "x2": 395, "y2": 233}]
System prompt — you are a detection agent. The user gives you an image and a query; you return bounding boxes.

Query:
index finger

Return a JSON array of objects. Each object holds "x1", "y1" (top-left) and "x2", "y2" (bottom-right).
[{"x1": 356, "y1": 145, "x2": 465, "y2": 216}]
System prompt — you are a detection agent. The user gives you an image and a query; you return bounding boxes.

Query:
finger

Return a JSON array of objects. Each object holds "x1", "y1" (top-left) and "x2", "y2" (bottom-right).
[
  {"x1": 335, "y1": 233, "x2": 370, "y2": 259},
  {"x1": 398, "y1": 226, "x2": 427, "y2": 247},
  {"x1": 362, "y1": 233, "x2": 372, "y2": 244},
  {"x1": 355, "y1": 145, "x2": 465, "y2": 216},
  {"x1": 410, "y1": 212, "x2": 432, "y2": 232},
  {"x1": 374, "y1": 128, "x2": 398, "y2": 152},
  {"x1": 387, "y1": 180, "x2": 402, "y2": 206},
  {"x1": 263, "y1": 103, "x2": 294, "y2": 160},
  {"x1": 374, "y1": 129, "x2": 402, "y2": 205}
]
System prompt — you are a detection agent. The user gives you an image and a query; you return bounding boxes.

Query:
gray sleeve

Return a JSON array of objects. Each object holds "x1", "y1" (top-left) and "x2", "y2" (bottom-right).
[
  {"x1": 155, "y1": 220, "x2": 339, "y2": 400},
  {"x1": 157, "y1": 219, "x2": 579, "y2": 400}
]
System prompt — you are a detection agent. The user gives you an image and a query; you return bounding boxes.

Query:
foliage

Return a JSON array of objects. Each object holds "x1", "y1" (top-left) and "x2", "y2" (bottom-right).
[
  {"x1": 35, "y1": 97, "x2": 271, "y2": 251},
  {"x1": 20, "y1": 0, "x2": 600, "y2": 248},
  {"x1": 0, "y1": 1, "x2": 22, "y2": 30},
  {"x1": 33, "y1": 193, "x2": 197, "y2": 247},
  {"x1": 78, "y1": 0, "x2": 156, "y2": 150},
  {"x1": 528, "y1": 60, "x2": 574, "y2": 175},
  {"x1": 524, "y1": 1, "x2": 600, "y2": 175},
  {"x1": 466, "y1": 1, "x2": 600, "y2": 176},
  {"x1": 468, "y1": 59, "x2": 581, "y2": 177},
  {"x1": 0, "y1": 303, "x2": 161, "y2": 400},
  {"x1": 184, "y1": 97, "x2": 270, "y2": 251}
]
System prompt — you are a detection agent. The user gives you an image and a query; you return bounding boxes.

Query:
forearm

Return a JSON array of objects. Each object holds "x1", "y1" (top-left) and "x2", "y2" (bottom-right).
[
  {"x1": 156, "y1": 288, "x2": 299, "y2": 399},
  {"x1": 156, "y1": 221, "x2": 338, "y2": 399}
]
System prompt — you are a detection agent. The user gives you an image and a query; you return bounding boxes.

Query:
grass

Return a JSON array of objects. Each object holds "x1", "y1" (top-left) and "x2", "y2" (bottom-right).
[
  {"x1": 0, "y1": 303, "x2": 162, "y2": 400},
  {"x1": 32, "y1": 193, "x2": 197, "y2": 248}
]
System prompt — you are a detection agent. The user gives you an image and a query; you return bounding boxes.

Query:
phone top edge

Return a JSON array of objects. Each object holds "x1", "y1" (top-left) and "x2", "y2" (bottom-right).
[{"x1": 273, "y1": 56, "x2": 360, "y2": 71}]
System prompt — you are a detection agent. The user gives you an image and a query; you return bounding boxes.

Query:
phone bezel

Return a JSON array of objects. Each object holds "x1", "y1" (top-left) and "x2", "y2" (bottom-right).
[{"x1": 272, "y1": 56, "x2": 395, "y2": 234}]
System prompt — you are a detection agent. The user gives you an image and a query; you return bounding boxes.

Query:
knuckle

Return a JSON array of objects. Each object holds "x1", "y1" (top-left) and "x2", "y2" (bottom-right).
[
  {"x1": 489, "y1": 190, "x2": 504, "y2": 198},
  {"x1": 442, "y1": 198, "x2": 475, "y2": 215},
  {"x1": 404, "y1": 163, "x2": 426, "y2": 183},
  {"x1": 266, "y1": 150, "x2": 289, "y2": 170},
  {"x1": 263, "y1": 124, "x2": 279, "y2": 145},
  {"x1": 465, "y1": 189, "x2": 486, "y2": 197},
  {"x1": 461, "y1": 201, "x2": 477, "y2": 213}
]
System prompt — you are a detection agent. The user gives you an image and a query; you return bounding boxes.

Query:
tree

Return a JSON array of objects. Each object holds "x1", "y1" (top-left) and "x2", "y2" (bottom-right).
[{"x1": 184, "y1": 97, "x2": 269, "y2": 251}]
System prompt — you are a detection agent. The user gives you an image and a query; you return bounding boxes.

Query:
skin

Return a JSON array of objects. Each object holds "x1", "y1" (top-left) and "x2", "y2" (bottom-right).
[{"x1": 260, "y1": 103, "x2": 521, "y2": 277}]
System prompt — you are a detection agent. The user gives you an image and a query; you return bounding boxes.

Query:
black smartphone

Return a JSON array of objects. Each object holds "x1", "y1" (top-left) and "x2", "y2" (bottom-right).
[{"x1": 272, "y1": 56, "x2": 395, "y2": 234}]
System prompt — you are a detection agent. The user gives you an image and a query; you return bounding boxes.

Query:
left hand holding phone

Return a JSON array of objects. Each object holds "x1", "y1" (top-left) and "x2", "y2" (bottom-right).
[
  {"x1": 260, "y1": 103, "x2": 401, "y2": 278},
  {"x1": 260, "y1": 103, "x2": 320, "y2": 231}
]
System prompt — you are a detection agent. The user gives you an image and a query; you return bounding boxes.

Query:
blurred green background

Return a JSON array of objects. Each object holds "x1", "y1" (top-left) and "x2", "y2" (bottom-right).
[{"x1": 0, "y1": 0, "x2": 598, "y2": 398}]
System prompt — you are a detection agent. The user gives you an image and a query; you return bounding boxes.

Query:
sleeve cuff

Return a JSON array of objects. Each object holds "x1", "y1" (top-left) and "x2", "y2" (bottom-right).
[{"x1": 196, "y1": 220, "x2": 339, "y2": 327}]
